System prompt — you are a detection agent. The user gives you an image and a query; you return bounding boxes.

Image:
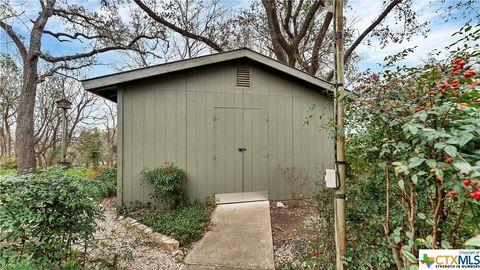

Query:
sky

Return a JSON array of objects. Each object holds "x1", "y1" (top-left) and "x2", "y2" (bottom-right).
[{"x1": 1, "y1": 0, "x2": 479, "y2": 79}]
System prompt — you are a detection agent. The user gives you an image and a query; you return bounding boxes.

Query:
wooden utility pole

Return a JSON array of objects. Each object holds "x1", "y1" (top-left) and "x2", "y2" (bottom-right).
[{"x1": 334, "y1": 0, "x2": 347, "y2": 269}]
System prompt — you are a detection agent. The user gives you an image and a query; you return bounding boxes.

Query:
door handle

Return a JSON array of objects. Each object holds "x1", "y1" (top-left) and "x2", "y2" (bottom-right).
[{"x1": 238, "y1": 148, "x2": 246, "y2": 152}]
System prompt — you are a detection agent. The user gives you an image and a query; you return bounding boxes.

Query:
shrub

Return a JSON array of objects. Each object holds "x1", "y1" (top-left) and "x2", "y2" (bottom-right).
[
  {"x1": 93, "y1": 166, "x2": 117, "y2": 197},
  {"x1": 124, "y1": 202, "x2": 209, "y2": 246},
  {"x1": 34, "y1": 167, "x2": 116, "y2": 199},
  {"x1": 0, "y1": 157, "x2": 17, "y2": 170},
  {"x1": 143, "y1": 164, "x2": 188, "y2": 209},
  {"x1": 0, "y1": 256, "x2": 83, "y2": 270},
  {"x1": 0, "y1": 174, "x2": 103, "y2": 266},
  {"x1": 342, "y1": 24, "x2": 480, "y2": 268}
]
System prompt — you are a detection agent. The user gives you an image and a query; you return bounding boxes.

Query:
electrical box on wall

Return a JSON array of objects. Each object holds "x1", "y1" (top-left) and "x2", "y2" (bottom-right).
[{"x1": 325, "y1": 169, "x2": 338, "y2": 189}]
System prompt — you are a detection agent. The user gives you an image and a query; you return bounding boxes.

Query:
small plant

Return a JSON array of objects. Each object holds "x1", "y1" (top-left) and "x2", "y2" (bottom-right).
[
  {"x1": 143, "y1": 163, "x2": 188, "y2": 209},
  {"x1": 280, "y1": 166, "x2": 312, "y2": 199},
  {"x1": 125, "y1": 202, "x2": 210, "y2": 246}
]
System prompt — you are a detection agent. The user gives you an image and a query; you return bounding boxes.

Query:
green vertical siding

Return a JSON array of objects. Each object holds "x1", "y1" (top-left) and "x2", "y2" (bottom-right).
[{"x1": 119, "y1": 62, "x2": 334, "y2": 204}]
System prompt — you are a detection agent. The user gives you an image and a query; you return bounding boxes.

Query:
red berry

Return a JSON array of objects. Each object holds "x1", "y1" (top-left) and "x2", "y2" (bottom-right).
[
  {"x1": 464, "y1": 180, "x2": 471, "y2": 186},
  {"x1": 453, "y1": 71, "x2": 459, "y2": 75},
  {"x1": 452, "y1": 79, "x2": 459, "y2": 84},
  {"x1": 428, "y1": 90, "x2": 435, "y2": 96},
  {"x1": 449, "y1": 190, "x2": 457, "y2": 196},
  {"x1": 436, "y1": 176, "x2": 441, "y2": 182},
  {"x1": 438, "y1": 87, "x2": 443, "y2": 92},
  {"x1": 446, "y1": 157, "x2": 454, "y2": 163},
  {"x1": 459, "y1": 60, "x2": 467, "y2": 66},
  {"x1": 469, "y1": 193, "x2": 476, "y2": 198},
  {"x1": 415, "y1": 106, "x2": 425, "y2": 113},
  {"x1": 472, "y1": 180, "x2": 478, "y2": 186},
  {"x1": 464, "y1": 70, "x2": 475, "y2": 78},
  {"x1": 444, "y1": 83, "x2": 451, "y2": 88}
]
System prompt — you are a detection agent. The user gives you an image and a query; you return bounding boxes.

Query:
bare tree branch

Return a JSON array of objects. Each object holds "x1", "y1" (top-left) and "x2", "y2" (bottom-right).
[
  {"x1": 310, "y1": 11, "x2": 333, "y2": 74},
  {"x1": 0, "y1": 20, "x2": 28, "y2": 62},
  {"x1": 262, "y1": 0, "x2": 290, "y2": 63},
  {"x1": 345, "y1": 0, "x2": 403, "y2": 62},
  {"x1": 40, "y1": 35, "x2": 157, "y2": 63},
  {"x1": 326, "y1": 0, "x2": 403, "y2": 81},
  {"x1": 37, "y1": 63, "x2": 91, "y2": 83},
  {"x1": 292, "y1": 0, "x2": 323, "y2": 47},
  {"x1": 43, "y1": 30, "x2": 109, "y2": 43},
  {"x1": 282, "y1": 0, "x2": 294, "y2": 39},
  {"x1": 133, "y1": 0, "x2": 224, "y2": 52}
]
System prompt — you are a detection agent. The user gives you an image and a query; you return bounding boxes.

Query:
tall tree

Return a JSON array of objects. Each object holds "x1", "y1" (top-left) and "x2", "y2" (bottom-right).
[
  {"x1": 133, "y1": 0, "x2": 427, "y2": 78},
  {"x1": 0, "y1": 0, "x2": 164, "y2": 173}
]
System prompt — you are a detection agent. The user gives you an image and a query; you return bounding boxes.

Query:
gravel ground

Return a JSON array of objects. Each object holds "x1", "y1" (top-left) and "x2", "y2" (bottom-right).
[
  {"x1": 85, "y1": 198, "x2": 183, "y2": 270},
  {"x1": 270, "y1": 200, "x2": 321, "y2": 268}
]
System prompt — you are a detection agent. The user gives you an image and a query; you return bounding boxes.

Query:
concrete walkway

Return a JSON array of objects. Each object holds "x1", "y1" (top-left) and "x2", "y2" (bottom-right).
[{"x1": 183, "y1": 201, "x2": 275, "y2": 270}]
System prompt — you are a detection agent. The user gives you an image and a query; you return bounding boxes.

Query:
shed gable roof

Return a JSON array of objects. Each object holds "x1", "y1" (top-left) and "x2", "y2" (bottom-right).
[{"x1": 82, "y1": 48, "x2": 334, "y2": 102}]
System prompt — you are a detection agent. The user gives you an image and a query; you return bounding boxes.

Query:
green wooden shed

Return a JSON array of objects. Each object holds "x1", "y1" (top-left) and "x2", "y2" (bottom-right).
[{"x1": 82, "y1": 49, "x2": 335, "y2": 206}]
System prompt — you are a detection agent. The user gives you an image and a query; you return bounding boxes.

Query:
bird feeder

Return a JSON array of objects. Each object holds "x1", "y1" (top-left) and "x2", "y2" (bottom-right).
[{"x1": 55, "y1": 98, "x2": 72, "y2": 110}]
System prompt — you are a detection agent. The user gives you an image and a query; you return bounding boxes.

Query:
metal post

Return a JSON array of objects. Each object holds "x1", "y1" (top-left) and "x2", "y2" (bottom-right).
[
  {"x1": 56, "y1": 98, "x2": 72, "y2": 167},
  {"x1": 334, "y1": 0, "x2": 347, "y2": 269},
  {"x1": 61, "y1": 108, "x2": 67, "y2": 163}
]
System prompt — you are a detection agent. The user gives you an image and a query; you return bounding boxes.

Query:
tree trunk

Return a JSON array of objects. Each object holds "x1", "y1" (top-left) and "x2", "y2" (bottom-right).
[
  {"x1": 16, "y1": 60, "x2": 39, "y2": 174},
  {"x1": 384, "y1": 162, "x2": 404, "y2": 270},
  {"x1": 432, "y1": 188, "x2": 446, "y2": 248}
]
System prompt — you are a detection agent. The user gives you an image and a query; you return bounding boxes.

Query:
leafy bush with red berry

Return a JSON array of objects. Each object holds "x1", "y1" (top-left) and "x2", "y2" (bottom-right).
[{"x1": 347, "y1": 23, "x2": 480, "y2": 269}]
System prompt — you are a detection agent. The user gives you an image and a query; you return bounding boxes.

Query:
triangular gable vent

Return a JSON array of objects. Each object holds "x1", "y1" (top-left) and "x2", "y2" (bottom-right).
[{"x1": 236, "y1": 66, "x2": 251, "y2": 88}]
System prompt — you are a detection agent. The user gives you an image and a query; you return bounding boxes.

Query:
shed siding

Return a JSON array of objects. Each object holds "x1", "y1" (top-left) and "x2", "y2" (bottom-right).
[{"x1": 118, "y1": 62, "x2": 333, "y2": 205}]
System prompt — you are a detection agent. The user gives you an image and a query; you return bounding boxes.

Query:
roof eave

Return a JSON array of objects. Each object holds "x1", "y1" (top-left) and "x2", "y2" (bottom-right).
[{"x1": 82, "y1": 49, "x2": 335, "y2": 96}]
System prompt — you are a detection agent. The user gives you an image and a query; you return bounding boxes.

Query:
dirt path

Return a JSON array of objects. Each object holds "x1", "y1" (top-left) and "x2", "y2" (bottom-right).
[
  {"x1": 86, "y1": 198, "x2": 182, "y2": 270},
  {"x1": 270, "y1": 199, "x2": 321, "y2": 268}
]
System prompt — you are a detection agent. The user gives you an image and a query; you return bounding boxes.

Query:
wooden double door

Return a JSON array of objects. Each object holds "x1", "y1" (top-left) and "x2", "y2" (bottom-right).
[{"x1": 213, "y1": 103, "x2": 269, "y2": 195}]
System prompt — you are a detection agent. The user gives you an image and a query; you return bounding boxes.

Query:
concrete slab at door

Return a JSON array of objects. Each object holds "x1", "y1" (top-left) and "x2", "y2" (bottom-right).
[
  {"x1": 215, "y1": 191, "x2": 268, "y2": 204},
  {"x1": 183, "y1": 201, "x2": 275, "y2": 270}
]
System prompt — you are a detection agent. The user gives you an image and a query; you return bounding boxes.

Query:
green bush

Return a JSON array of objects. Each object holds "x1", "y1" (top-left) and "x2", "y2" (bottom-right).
[
  {"x1": 33, "y1": 167, "x2": 116, "y2": 199},
  {"x1": 0, "y1": 174, "x2": 103, "y2": 266},
  {"x1": 0, "y1": 157, "x2": 17, "y2": 170},
  {"x1": 123, "y1": 202, "x2": 209, "y2": 246},
  {"x1": 0, "y1": 256, "x2": 83, "y2": 270},
  {"x1": 143, "y1": 164, "x2": 188, "y2": 209},
  {"x1": 92, "y1": 166, "x2": 117, "y2": 197}
]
